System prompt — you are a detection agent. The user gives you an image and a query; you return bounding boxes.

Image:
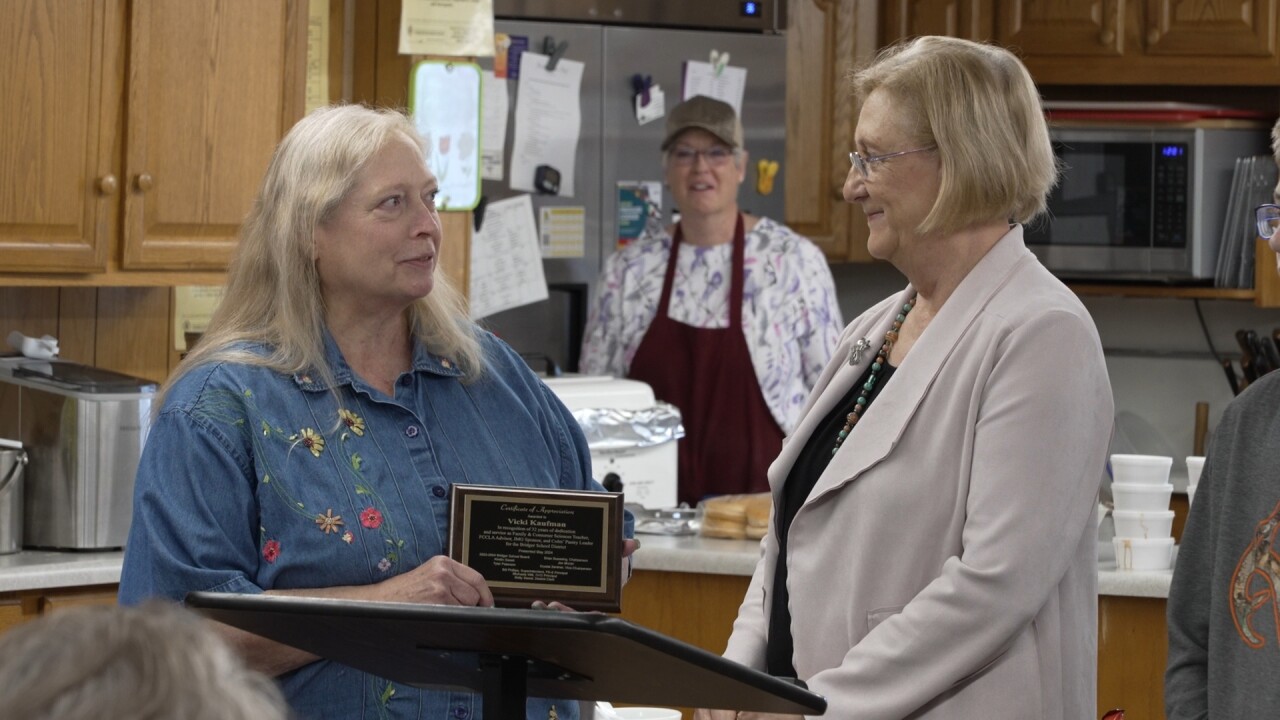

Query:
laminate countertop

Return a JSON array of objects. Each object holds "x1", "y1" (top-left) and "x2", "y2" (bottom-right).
[{"x1": 0, "y1": 535, "x2": 1171, "y2": 598}]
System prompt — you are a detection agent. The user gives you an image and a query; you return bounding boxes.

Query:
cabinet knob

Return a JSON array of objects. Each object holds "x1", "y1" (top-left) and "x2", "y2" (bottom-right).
[
  {"x1": 134, "y1": 173, "x2": 154, "y2": 192},
  {"x1": 96, "y1": 175, "x2": 118, "y2": 196},
  {"x1": 1146, "y1": 28, "x2": 1160, "y2": 46},
  {"x1": 1099, "y1": 28, "x2": 1116, "y2": 46}
]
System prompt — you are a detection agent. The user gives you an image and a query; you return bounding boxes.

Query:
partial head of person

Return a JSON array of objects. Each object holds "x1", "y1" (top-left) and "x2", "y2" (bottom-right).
[
  {"x1": 661, "y1": 96, "x2": 748, "y2": 219},
  {"x1": 0, "y1": 602, "x2": 289, "y2": 720},
  {"x1": 845, "y1": 36, "x2": 1057, "y2": 260},
  {"x1": 167, "y1": 104, "x2": 482, "y2": 405},
  {"x1": 1260, "y1": 115, "x2": 1280, "y2": 275}
]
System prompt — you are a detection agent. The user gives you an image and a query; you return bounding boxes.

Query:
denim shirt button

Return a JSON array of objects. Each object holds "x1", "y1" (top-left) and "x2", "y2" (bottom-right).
[
  {"x1": 405, "y1": 425, "x2": 419, "y2": 438},
  {"x1": 432, "y1": 485, "x2": 447, "y2": 498},
  {"x1": 452, "y1": 707, "x2": 468, "y2": 718}
]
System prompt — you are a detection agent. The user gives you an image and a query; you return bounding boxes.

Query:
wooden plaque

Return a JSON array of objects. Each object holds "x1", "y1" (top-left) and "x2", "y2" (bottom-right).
[{"x1": 448, "y1": 484, "x2": 624, "y2": 612}]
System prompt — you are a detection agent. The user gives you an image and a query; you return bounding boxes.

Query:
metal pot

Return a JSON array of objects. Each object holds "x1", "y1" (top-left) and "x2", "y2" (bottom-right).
[{"x1": 0, "y1": 440, "x2": 27, "y2": 555}]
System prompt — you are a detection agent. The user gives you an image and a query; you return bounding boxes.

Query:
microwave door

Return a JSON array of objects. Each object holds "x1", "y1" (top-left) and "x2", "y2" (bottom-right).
[{"x1": 1027, "y1": 128, "x2": 1199, "y2": 281}]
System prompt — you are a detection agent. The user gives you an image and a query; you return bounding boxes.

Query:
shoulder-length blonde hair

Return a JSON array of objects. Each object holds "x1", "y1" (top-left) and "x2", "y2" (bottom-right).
[
  {"x1": 852, "y1": 36, "x2": 1058, "y2": 238},
  {"x1": 160, "y1": 105, "x2": 482, "y2": 408}
]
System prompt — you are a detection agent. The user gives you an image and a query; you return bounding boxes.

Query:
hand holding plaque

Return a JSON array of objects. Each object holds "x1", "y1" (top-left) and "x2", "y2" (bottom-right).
[{"x1": 448, "y1": 484, "x2": 624, "y2": 612}]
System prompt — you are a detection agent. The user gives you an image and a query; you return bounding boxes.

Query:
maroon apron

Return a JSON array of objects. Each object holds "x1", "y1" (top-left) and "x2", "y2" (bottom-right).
[{"x1": 627, "y1": 215, "x2": 783, "y2": 505}]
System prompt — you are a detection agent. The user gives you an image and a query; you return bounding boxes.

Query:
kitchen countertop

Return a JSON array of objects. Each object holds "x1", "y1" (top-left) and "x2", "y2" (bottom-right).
[
  {"x1": 0, "y1": 550, "x2": 124, "y2": 593},
  {"x1": 630, "y1": 534, "x2": 1174, "y2": 599},
  {"x1": 0, "y1": 536, "x2": 1173, "y2": 599}
]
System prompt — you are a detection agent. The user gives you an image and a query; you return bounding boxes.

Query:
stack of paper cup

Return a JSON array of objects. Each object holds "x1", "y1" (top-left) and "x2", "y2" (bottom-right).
[
  {"x1": 1186, "y1": 456, "x2": 1205, "y2": 506},
  {"x1": 1110, "y1": 454, "x2": 1175, "y2": 571}
]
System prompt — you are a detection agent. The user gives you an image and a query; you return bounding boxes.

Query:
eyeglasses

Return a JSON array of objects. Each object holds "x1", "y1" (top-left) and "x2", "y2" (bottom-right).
[
  {"x1": 669, "y1": 145, "x2": 737, "y2": 168},
  {"x1": 848, "y1": 145, "x2": 936, "y2": 178},
  {"x1": 1258, "y1": 203, "x2": 1280, "y2": 240}
]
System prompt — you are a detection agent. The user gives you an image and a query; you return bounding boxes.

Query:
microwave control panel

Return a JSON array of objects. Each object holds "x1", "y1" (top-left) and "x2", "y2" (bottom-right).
[{"x1": 1153, "y1": 144, "x2": 1189, "y2": 248}]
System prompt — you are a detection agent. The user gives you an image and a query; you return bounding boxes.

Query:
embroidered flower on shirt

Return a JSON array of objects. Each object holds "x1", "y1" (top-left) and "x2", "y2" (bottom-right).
[
  {"x1": 339, "y1": 409, "x2": 366, "y2": 437},
  {"x1": 262, "y1": 539, "x2": 281, "y2": 563},
  {"x1": 377, "y1": 557, "x2": 392, "y2": 572},
  {"x1": 341, "y1": 531, "x2": 354, "y2": 544},
  {"x1": 360, "y1": 507, "x2": 384, "y2": 529},
  {"x1": 290, "y1": 428, "x2": 326, "y2": 457},
  {"x1": 314, "y1": 508, "x2": 344, "y2": 534}
]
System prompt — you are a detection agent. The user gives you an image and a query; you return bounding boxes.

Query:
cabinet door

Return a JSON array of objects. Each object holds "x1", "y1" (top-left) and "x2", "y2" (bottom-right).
[
  {"x1": 0, "y1": 599, "x2": 28, "y2": 636},
  {"x1": 786, "y1": 0, "x2": 874, "y2": 261},
  {"x1": 121, "y1": 0, "x2": 306, "y2": 270},
  {"x1": 881, "y1": 0, "x2": 994, "y2": 43},
  {"x1": 0, "y1": 0, "x2": 120, "y2": 272},
  {"x1": 37, "y1": 588, "x2": 119, "y2": 613},
  {"x1": 997, "y1": 0, "x2": 1126, "y2": 57},
  {"x1": 1144, "y1": 0, "x2": 1277, "y2": 59}
]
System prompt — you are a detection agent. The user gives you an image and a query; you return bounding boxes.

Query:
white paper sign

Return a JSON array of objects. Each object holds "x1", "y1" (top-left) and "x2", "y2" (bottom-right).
[
  {"x1": 399, "y1": 0, "x2": 494, "y2": 57},
  {"x1": 469, "y1": 195, "x2": 549, "y2": 319},
  {"x1": 480, "y1": 70, "x2": 509, "y2": 181},
  {"x1": 539, "y1": 206, "x2": 585, "y2": 258},
  {"x1": 682, "y1": 60, "x2": 748, "y2": 117},
  {"x1": 410, "y1": 61, "x2": 482, "y2": 211},
  {"x1": 510, "y1": 52, "x2": 583, "y2": 197}
]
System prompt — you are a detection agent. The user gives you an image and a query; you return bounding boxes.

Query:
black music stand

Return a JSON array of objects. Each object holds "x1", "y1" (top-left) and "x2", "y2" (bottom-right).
[{"x1": 186, "y1": 592, "x2": 825, "y2": 720}]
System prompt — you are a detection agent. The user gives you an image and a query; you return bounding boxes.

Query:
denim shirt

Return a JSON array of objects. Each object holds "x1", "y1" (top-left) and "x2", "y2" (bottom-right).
[{"x1": 119, "y1": 329, "x2": 630, "y2": 720}]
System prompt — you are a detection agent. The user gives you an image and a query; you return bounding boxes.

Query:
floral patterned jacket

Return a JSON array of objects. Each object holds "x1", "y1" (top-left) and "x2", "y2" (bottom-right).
[
  {"x1": 579, "y1": 216, "x2": 843, "y2": 434},
  {"x1": 119, "y1": 329, "x2": 623, "y2": 720}
]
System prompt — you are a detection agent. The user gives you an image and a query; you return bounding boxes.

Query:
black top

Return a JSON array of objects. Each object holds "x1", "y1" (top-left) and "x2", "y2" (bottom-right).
[{"x1": 765, "y1": 361, "x2": 897, "y2": 678}]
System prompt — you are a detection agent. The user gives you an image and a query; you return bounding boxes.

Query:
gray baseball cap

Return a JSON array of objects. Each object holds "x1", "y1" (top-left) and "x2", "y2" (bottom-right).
[{"x1": 660, "y1": 96, "x2": 743, "y2": 150}]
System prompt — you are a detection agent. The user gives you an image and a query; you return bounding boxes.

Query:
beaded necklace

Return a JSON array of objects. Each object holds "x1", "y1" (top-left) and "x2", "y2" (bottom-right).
[{"x1": 832, "y1": 296, "x2": 916, "y2": 456}]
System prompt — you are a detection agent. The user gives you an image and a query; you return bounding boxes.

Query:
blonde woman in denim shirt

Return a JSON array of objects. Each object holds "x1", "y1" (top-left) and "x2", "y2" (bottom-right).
[{"x1": 119, "y1": 105, "x2": 635, "y2": 720}]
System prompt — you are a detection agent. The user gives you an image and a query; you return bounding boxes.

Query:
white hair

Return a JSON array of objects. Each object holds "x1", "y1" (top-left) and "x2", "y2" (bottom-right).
[{"x1": 0, "y1": 602, "x2": 290, "y2": 720}]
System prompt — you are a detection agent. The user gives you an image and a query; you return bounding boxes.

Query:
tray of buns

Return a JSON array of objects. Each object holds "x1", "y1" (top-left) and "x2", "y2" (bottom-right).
[{"x1": 699, "y1": 493, "x2": 772, "y2": 540}]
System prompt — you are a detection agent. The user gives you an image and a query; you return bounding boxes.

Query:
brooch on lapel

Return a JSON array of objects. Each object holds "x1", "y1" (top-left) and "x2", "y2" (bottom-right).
[{"x1": 847, "y1": 337, "x2": 871, "y2": 366}]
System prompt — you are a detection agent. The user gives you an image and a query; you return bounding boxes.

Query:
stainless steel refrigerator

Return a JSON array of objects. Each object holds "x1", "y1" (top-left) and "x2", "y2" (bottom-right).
[{"x1": 478, "y1": 0, "x2": 788, "y2": 373}]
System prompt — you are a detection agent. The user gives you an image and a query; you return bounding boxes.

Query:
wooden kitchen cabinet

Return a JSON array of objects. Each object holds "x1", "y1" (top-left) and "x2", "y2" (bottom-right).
[
  {"x1": 0, "y1": 0, "x2": 306, "y2": 278},
  {"x1": 785, "y1": 0, "x2": 877, "y2": 262},
  {"x1": 623, "y1": 567, "x2": 1168, "y2": 719},
  {"x1": 881, "y1": 0, "x2": 1280, "y2": 85},
  {"x1": 881, "y1": 0, "x2": 994, "y2": 42},
  {"x1": 0, "y1": 585, "x2": 119, "y2": 638}
]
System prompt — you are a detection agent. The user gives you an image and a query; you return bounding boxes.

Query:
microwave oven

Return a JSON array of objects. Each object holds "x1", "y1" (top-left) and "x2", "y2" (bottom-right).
[{"x1": 1025, "y1": 125, "x2": 1271, "y2": 281}]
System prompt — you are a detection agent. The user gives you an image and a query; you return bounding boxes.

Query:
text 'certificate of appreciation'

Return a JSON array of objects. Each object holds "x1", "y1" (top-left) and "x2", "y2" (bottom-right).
[
  {"x1": 510, "y1": 52, "x2": 582, "y2": 197},
  {"x1": 399, "y1": 0, "x2": 494, "y2": 57},
  {"x1": 469, "y1": 195, "x2": 549, "y2": 320}
]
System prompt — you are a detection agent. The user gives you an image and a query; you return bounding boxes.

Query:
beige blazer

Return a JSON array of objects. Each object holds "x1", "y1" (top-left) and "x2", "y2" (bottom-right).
[{"x1": 723, "y1": 227, "x2": 1113, "y2": 719}]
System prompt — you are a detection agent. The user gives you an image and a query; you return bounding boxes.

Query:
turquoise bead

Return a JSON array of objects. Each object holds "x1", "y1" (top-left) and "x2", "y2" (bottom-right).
[
  {"x1": 872, "y1": 362, "x2": 882, "y2": 372},
  {"x1": 856, "y1": 396, "x2": 867, "y2": 406},
  {"x1": 837, "y1": 429, "x2": 848, "y2": 439},
  {"x1": 896, "y1": 314, "x2": 905, "y2": 322},
  {"x1": 903, "y1": 303, "x2": 912, "y2": 312}
]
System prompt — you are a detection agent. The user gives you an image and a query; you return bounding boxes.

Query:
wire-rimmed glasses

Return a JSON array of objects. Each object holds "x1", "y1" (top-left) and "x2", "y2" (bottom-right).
[
  {"x1": 1258, "y1": 203, "x2": 1280, "y2": 240},
  {"x1": 848, "y1": 145, "x2": 936, "y2": 178},
  {"x1": 668, "y1": 145, "x2": 737, "y2": 168}
]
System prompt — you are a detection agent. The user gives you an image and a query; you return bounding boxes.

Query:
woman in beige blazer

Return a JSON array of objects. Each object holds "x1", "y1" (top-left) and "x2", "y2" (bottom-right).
[{"x1": 697, "y1": 37, "x2": 1114, "y2": 720}]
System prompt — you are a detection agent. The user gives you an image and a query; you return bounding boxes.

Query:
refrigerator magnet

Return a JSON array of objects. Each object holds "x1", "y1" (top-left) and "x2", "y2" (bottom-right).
[
  {"x1": 635, "y1": 85, "x2": 665, "y2": 125},
  {"x1": 535, "y1": 165, "x2": 562, "y2": 196},
  {"x1": 756, "y1": 159, "x2": 779, "y2": 195}
]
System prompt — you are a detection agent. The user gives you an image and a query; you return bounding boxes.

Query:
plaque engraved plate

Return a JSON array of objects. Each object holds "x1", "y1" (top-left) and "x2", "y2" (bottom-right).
[{"x1": 448, "y1": 484, "x2": 624, "y2": 612}]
